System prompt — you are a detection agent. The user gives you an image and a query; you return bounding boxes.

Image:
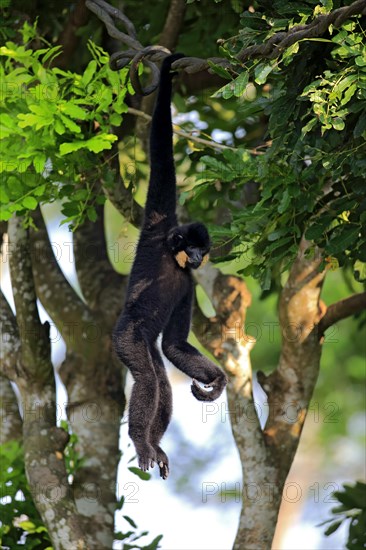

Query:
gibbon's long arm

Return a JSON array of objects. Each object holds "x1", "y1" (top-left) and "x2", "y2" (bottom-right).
[{"x1": 144, "y1": 53, "x2": 184, "y2": 223}]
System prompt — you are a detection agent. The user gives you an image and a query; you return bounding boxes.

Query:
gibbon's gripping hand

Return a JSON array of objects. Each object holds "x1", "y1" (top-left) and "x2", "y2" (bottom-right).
[
  {"x1": 191, "y1": 373, "x2": 227, "y2": 402},
  {"x1": 160, "y1": 52, "x2": 185, "y2": 82}
]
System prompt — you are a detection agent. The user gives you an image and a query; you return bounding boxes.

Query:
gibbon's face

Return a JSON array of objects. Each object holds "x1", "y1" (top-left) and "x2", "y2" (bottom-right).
[{"x1": 169, "y1": 223, "x2": 211, "y2": 269}]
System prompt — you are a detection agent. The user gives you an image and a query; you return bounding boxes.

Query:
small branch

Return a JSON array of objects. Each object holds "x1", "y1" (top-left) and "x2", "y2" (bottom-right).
[
  {"x1": 318, "y1": 291, "x2": 366, "y2": 335},
  {"x1": 128, "y1": 107, "x2": 267, "y2": 153}
]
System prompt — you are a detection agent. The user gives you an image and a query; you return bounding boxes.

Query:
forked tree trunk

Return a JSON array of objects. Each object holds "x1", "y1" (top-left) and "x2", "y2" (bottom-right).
[{"x1": 195, "y1": 243, "x2": 326, "y2": 549}]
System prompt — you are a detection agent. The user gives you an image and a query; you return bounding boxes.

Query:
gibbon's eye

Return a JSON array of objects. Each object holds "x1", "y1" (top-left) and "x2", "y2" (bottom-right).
[{"x1": 172, "y1": 233, "x2": 183, "y2": 246}]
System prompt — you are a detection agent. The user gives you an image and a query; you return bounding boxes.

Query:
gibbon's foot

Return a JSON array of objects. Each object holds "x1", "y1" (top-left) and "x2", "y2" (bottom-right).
[
  {"x1": 155, "y1": 446, "x2": 169, "y2": 480},
  {"x1": 191, "y1": 375, "x2": 227, "y2": 402},
  {"x1": 136, "y1": 443, "x2": 157, "y2": 472}
]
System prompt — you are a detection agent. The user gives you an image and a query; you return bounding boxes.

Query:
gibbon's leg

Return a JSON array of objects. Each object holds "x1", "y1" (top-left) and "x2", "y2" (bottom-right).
[
  {"x1": 162, "y1": 293, "x2": 227, "y2": 402},
  {"x1": 149, "y1": 344, "x2": 172, "y2": 480},
  {"x1": 113, "y1": 318, "x2": 159, "y2": 471}
]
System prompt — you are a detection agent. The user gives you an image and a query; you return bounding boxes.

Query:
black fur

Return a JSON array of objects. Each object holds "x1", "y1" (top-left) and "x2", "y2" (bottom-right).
[{"x1": 113, "y1": 54, "x2": 227, "y2": 479}]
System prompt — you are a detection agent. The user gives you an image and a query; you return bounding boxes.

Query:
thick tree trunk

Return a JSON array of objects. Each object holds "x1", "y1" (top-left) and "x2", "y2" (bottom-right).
[
  {"x1": 30, "y1": 208, "x2": 126, "y2": 549},
  {"x1": 234, "y1": 243, "x2": 325, "y2": 549},
  {"x1": 5, "y1": 216, "x2": 87, "y2": 549},
  {"x1": 194, "y1": 244, "x2": 327, "y2": 549}
]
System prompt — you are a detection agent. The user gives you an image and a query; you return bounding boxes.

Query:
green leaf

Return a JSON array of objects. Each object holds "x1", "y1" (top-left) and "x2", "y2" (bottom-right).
[
  {"x1": 305, "y1": 216, "x2": 333, "y2": 240},
  {"x1": 354, "y1": 112, "x2": 366, "y2": 138},
  {"x1": 17, "y1": 112, "x2": 52, "y2": 129},
  {"x1": 254, "y1": 63, "x2": 273, "y2": 85},
  {"x1": 355, "y1": 54, "x2": 366, "y2": 67},
  {"x1": 340, "y1": 482, "x2": 366, "y2": 509},
  {"x1": 142, "y1": 534, "x2": 164, "y2": 550},
  {"x1": 60, "y1": 102, "x2": 88, "y2": 120},
  {"x1": 0, "y1": 207, "x2": 12, "y2": 221},
  {"x1": 332, "y1": 117, "x2": 345, "y2": 131},
  {"x1": 59, "y1": 114, "x2": 82, "y2": 133},
  {"x1": 59, "y1": 134, "x2": 117, "y2": 155},
  {"x1": 128, "y1": 466, "x2": 151, "y2": 480},
  {"x1": 33, "y1": 184, "x2": 46, "y2": 197},
  {"x1": 123, "y1": 515, "x2": 138, "y2": 528},
  {"x1": 86, "y1": 207, "x2": 97, "y2": 222},
  {"x1": 261, "y1": 267, "x2": 272, "y2": 291},
  {"x1": 354, "y1": 260, "x2": 366, "y2": 282},
  {"x1": 82, "y1": 59, "x2": 98, "y2": 86},
  {"x1": 326, "y1": 226, "x2": 360, "y2": 255},
  {"x1": 324, "y1": 520, "x2": 342, "y2": 536},
  {"x1": 277, "y1": 188, "x2": 290, "y2": 214},
  {"x1": 0, "y1": 186, "x2": 9, "y2": 203},
  {"x1": 201, "y1": 155, "x2": 235, "y2": 180},
  {"x1": 233, "y1": 71, "x2": 249, "y2": 97},
  {"x1": 207, "y1": 60, "x2": 232, "y2": 80},
  {"x1": 267, "y1": 228, "x2": 289, "y2": 241},
  {"x1": 22, "y1": 196, "x2": 38, "y2": 209}
]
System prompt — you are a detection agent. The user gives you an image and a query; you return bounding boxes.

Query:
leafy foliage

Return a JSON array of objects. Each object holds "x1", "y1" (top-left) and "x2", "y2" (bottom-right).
[
  {"x1": 319, "y1": 481, "x2": 366, "y2": 549},
  {"x1": 0, "y1": 26, "x2": 131, "y2": 228},
  {"x1": 193, "y1": 3, "x2": 366, "y2": 289},
  {"x1": 0, "y1": 441, "x2": 52, "y2": 549},
  {"x1": 59, "y1": 419, "x2": 85, "y2": 477}
]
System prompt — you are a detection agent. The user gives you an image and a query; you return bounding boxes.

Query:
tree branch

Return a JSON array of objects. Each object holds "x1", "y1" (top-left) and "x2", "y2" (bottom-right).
[
  {"x1": 259, "y1": 241, "x2": 326, "y2": 471},
  {"x1": 0, "y1": 290, "x2": 20, "y2": 380},
  {"x1": 73, "y1": 203, "x2": 127, "y2": 326},
  {"x1": 30, "y1": 209, "x2": 101, "y2": 355},
  {"x1": 159, "y1": 0, "x2": 187, "y2": 52},
  {"x1": 0, "y1": 375, "x2": 22, "y2": 444},
  {"x1": 8, "y1": 216, "x2": 51, "y2": 381},
  {"x1": 87, "y1": 0, "x2": 366, "y2": 95},
  {"x1": 128, "y1": 107, "x2": 267, "y2": 153},
  {"x1": 0, "y1": 234, "x2": 23, "y2": 444},
  {"x1": 238, "y1": 0, "x2": 366, "y2": 62},
  {"x1": 53, "y1": 0, "x2": 90, "y2": 69},
  {"x1": 318, "y1": 291, "x2": 366, "y2": 335}
]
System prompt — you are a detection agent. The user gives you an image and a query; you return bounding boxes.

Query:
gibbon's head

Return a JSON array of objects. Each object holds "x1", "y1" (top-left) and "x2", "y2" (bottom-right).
[{"x1": 168, "y1": 222, "x2": 211, "y2": 269}]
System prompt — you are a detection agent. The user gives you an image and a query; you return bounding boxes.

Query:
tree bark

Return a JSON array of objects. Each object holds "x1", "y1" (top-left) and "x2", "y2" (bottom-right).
[
  {"x1": 0, "y1": 376, "x2": 22, "y2": 443},
  {"x1": 7, "y1": 216, "x2": 87, "y2": 549},
  {"x1": 193, "y1": 243, "x2": 329, "y2": 548},
  {"x1": 234, "y1": 243, "x2": 326, "y2": 548},
  {"x1": 30, "y1": 209, "x2": 126, "y2": 549}
]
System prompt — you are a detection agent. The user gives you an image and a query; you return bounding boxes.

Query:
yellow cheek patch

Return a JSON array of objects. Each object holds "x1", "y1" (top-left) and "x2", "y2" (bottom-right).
[
  {"x1": 175, "y1": 250, "x2": 188, "y2": 268},
  {"x1": 200, "y1": 254, "x2": 209, "y2": 267}
]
